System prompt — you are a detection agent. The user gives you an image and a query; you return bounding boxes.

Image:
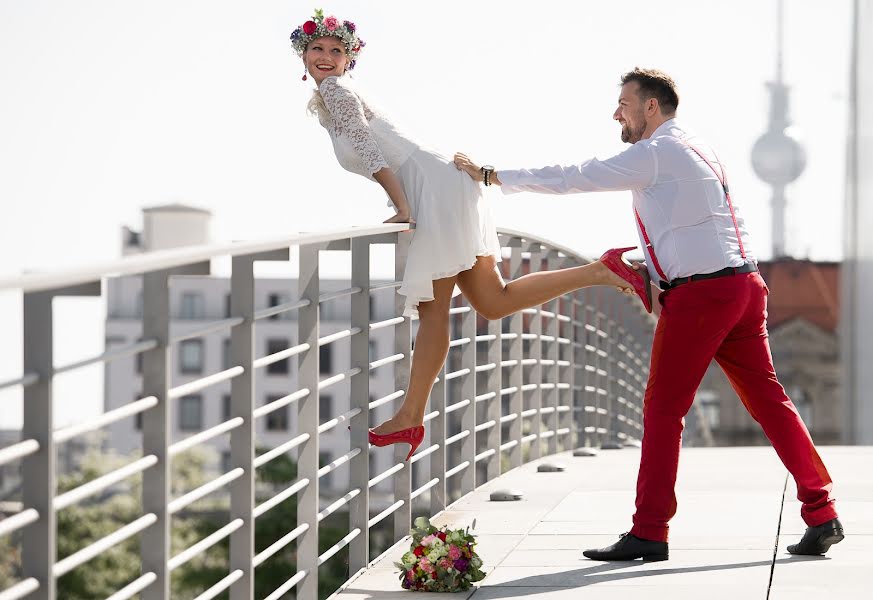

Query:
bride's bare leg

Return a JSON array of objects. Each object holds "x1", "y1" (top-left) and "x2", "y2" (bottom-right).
[
  {"x1": 456, "y1": 255, "x2": 633, "y2": 320},
  {"x1": 371, "y1": 276, "x2": 457, "y2": 434}
]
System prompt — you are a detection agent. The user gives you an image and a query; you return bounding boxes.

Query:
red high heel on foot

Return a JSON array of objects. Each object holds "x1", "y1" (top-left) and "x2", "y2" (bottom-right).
[
  {"x1": 368, "y1": 425, "x2": 425, "y2": 461},
  {"x1": 599, "y1": 247, "x2": 652, "y2": 313}
]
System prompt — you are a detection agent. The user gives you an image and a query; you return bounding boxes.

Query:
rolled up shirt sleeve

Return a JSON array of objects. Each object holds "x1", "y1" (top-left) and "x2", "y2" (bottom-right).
[{"x1": 499, "y1": 142, "x2": 658, "y2": 195}]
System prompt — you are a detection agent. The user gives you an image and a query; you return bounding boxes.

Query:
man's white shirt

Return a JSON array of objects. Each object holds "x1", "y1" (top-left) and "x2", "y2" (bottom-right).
[{"x1": 498, "y1": 118, "x2": 756, "y2": 285}]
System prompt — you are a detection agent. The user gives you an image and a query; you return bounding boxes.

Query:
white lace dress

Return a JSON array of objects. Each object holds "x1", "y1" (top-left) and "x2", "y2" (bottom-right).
[{"x1": 316, "y1": 75, "x2": 501, "y2": 317}]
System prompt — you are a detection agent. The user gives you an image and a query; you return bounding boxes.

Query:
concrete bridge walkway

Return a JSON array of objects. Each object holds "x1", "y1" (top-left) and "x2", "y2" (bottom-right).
[{"x1": 334, "y1": 446, "x2": 872, "y2": 600}]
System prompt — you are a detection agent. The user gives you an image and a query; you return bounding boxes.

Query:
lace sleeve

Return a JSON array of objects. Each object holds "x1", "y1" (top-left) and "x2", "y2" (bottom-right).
[{"x1": 319, "y1": 77, "x2": 390, "y2": 175}]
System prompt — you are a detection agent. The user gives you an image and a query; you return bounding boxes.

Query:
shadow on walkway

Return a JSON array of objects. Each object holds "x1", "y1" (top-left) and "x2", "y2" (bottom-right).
[{"x1": 471, "y1": 555, "x2": 829, "y2": 596}]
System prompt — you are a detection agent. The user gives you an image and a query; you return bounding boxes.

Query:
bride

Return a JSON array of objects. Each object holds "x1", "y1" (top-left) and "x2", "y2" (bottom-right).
[{"x1": 292, "y1": 9, "x2": 650, "y2": 460}]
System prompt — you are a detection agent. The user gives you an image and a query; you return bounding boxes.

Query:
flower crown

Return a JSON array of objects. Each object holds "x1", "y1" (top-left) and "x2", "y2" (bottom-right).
[{"x1": 290, "y1": 8, "x2": 365, "y2": 70}]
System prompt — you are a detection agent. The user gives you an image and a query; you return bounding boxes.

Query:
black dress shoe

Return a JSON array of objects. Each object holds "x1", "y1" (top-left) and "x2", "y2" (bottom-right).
[
  {"x1": 787, "y1": 518, "x2": 845, "y2": 555},
  {"x1": 583, "y1": 532, "x2": 668, "y2": 562}
]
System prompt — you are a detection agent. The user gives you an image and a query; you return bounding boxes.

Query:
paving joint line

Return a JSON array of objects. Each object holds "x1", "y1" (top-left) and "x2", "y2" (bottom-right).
[{"x1": 766, "y1": 472, "x2": 789, "y2": 599}]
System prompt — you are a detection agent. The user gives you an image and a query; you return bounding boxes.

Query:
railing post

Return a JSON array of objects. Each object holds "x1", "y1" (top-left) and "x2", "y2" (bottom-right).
[
  {"x1": 592, "y1": 291, "x2": 607, "y2": 447},
  {"x1": 559, "y1": 270, "x2": 575, "y2": 453},
  {"x1": 429, "y1": 362, "x2": 447, "y2": 515},
  {"x1": 349, "y1": 238, "x2": 371, "y2": 574},
  {"x1": 457, "y1": 300, "x2": 476, "y2": 497},
  {"x1": 506, "y1": 242, "x2": 524, "y2": 469},
  {"x1": 21, "y1": 290, "x2": 55, "y2": 600},
  {"x1": 393, "y1": 233, "x2": 412, "y2": 542},
  {"x1": 483, "y1": 296, "x2": 501, "y2": 482},
  {"x1": 543, "y1": 251, "x2": 560, "y2": 456},
  {"x1": 297, "y1": 244, "x2": 320, "y2": 600},
  {"x1": 570, "y1": 287, "x2": 583, "y2": 450},
  {"x1": 229, "y1": 255, "x2": 256, "y2": 600},
  {"x1": 141, "y1": 270, "x2": 172, "y2": 600},
  {"x1": 527, "y1": 247, "x2": 544, "y2": 461}
]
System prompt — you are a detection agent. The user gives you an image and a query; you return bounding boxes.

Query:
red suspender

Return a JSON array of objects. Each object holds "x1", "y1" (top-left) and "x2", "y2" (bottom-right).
[
  {"x1": 634, "y1": 138, "x2": 746, "y2": 284},
  {"x1": 682, "y1": 141, "x2": 747, "y2": 259},
  {"x1": 634, "y1": 206, "x2": 669, "y2": 282}
]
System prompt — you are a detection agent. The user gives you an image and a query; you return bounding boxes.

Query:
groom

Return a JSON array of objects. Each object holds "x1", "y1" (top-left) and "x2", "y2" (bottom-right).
[{"x1": 454, "y1": 67, "x2": 843, "y2": 560}]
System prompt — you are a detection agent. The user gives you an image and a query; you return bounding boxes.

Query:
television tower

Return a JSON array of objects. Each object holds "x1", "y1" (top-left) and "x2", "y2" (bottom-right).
[{"x1": 750, "y1": 0, "x2": 806, "y2": 258}]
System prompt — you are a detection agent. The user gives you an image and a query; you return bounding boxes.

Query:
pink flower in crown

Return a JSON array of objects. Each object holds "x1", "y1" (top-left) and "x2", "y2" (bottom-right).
[
  {"x1": 421, "y1": 534, "x2": 437, "y2": 547},
  {"x1": 447, "y1": 545, "x2": 462, "y2": 561},
  {"x1": 323, "y1": 15, "x2": 339, "y2": 31},
  {"x1": 438, "y1": 558, "x2": 453, "y2": 570}
]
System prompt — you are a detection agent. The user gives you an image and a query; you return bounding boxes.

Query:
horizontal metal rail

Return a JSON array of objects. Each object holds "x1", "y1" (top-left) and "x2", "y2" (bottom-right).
[
  {"x1": 262, "y1": 570, "x2": 308, "y2": 600},
  {"x1": 54, "y1": 455, "x2": 158, "y2": 511},
  {"x1": 0, "y1": 508, "x2": 40, "y2": 538},
  {"x1": 0, "y1": 439, "x2": 40, "y2": 468},
  {"x1": 168, "y1": 468, "x2": 245, "y2": 514},
  {"x1": 55, "y1": 339, "x2": 159, "y2": 376},
  {"x1": 253, "y1": 478, "x2": 310, "y2": 519},
  {"x1": 253, "y1": 524, "x2": 310, "y2": 568},
  {"x1": 253, "y1": 434, "x2": 310, "y2": 469},
  {"x1": 254, "y1": 298, "x2": 310, "y2": 321},
  {"x1": 105, "y1": 573, "x2": 157, "y2": 600},
  {"x1": 170, "y1": 318, "x2": 243, "y2": 345},
  {"x1": 318, "y1": 327, "x2": 361, "y2": 347},
  {"x1": 252, "y1": 343, "x2": 310, "y2": 370},
  {"x1": 168, "y1": 519, "x2": 243, "y2": 571},
  {"x1": 54, "y1": 396, "x2": 158, "y2": 444},
  {"x1": 253, "y1": 389, "x2": 310, "y2": 419},
  {"x1": 319, "y1": 286, "x2": 361, "y2": 304},
  {"x1": 167, "y1": 366, "x2": 244, "y2": 400},
  {"x1": 0, "y1": 578, "x2": 40, "y2": 600},
  {"x1": 0, "y1": 372, "x2": 39, "y2": 392},
  {"x1": 168, "y1": 417, "x2": 244, "y2": 457},
  {"x1": 191, "y1": 570, "x2": 243, "y2": 600},
  {"x1": 54, "y1": 513, "x2": 157, "y2": 577}
]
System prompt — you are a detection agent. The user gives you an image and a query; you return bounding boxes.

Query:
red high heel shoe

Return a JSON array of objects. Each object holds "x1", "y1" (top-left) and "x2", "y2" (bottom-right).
[
  {"x1": 368, "y1": 425, "x2": 425, "y2": 461},
  {"x1": 599, "y1": 247, "x2": 652, "y2": 313}
]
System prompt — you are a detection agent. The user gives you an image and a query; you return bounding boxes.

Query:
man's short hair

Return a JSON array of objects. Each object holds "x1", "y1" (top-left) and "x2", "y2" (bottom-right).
[{"x1": 620, "y1": 68, "x2": 679, "y2": 115}]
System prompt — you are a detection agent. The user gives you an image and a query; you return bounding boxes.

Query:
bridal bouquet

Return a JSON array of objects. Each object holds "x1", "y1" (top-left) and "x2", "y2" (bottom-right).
[{"x1": 395, "y1": 516, "x2": 485, "y2": 592}]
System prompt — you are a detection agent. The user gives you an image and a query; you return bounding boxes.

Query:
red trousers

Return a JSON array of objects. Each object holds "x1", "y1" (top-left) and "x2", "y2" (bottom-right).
[{"x1": 629, "y1": 272, "x2": 838, "y2": 543}]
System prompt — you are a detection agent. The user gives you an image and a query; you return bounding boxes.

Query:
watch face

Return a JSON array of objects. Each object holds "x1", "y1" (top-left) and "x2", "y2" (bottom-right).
[{"x1": 482, "y1": 165, "x2": 494, "y2": 171}]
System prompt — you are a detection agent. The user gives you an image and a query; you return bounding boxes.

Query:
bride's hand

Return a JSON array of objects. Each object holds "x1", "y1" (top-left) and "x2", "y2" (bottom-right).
[
  {"x1": 384, "y1": 213, "x2": 416, "y2": 228},
  {"x1": 453, "y1": 152, "x2": 484, "y2": 182}
]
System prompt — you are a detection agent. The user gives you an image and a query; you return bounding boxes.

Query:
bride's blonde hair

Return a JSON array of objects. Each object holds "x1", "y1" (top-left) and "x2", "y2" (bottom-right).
[{"x1": 307, "y1": 89, "x2": 330, "y2": 125}]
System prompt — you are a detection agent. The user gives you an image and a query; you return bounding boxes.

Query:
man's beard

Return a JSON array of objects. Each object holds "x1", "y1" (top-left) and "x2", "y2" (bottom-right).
[{"x1": 620, "y1": 121, "x2": 645, "y2": 143}]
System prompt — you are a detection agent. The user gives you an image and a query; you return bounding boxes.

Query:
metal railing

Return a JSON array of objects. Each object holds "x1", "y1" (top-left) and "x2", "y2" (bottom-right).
[{"x1": 0, "y1": 224, "x2": 654, "y2": 600}]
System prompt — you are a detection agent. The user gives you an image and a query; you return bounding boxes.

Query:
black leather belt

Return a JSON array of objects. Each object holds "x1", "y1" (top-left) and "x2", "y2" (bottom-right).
[{"x1": 660, "y1": 262, "x2": 758, "y2": 290}]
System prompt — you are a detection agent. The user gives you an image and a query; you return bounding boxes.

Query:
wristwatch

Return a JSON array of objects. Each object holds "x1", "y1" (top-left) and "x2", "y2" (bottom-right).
[{"x1": 481, "y1": 165, "x2": 495, "y2": 186}]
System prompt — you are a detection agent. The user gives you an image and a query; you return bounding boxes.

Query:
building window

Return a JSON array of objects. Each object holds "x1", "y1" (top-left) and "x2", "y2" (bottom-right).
[
  {"x1": 135, "y1": 351, "x2": 143, "y2": 375},
  {"x1": 179, "y1": 340, "x2": 204, "y2": 374},
  {"x1": 221, "y1": 451, "x2": 232, "y2": 473},
  {"x1": 790, "y1": 386, "x2": 813, "y2": 428},
  {"x1": 134, "y1": 395, "x2": 144, "y2": 431},
  {"x1": 320, "y1": 395, "x2": 333, "y2": 421},
  {"x1": 696, "y1": 390, "x2": 720, "y2": 430},
  {"x1": 369, "y1": 298, "x2": 376, "y2": 321},
  {"x1": 180, "y1": 292, "x2": 205, "y2": 320},
  {"x1": 179, "y1": 395, "x2": 203, "y2": 431},
  {"x1": 268, "y1": 293, "x2": 288, "y2": 320},
  {"x1": 224, "y1": 293, "x2": 232, "y2": 318},
  {"x1": 265, "y1": 395, "x2": 289, "y2": 431},
  {"x1": 319, "y1": 345, "x2": 332, "y2": 374},
  {"x1": 266, "y1": 339, "x2": 290, "y2": 374},
  {"x1": 222, "y1": 394, "x2": 231, "y2": 421},
  {"x1": 222, "y1": 338, "x2": 232, "y2": 370},
  {"x1": 135, "y1": 291, "x2": 143, "y2": 318},
  {"x1": 369, "y1": 341, "x2": 377, "y2": 361}
]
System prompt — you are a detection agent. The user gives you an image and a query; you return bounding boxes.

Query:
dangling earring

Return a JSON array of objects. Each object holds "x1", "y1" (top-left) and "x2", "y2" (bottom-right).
[{"x1": 302, "y1": 67, "x2": 308, "y2": 81}]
